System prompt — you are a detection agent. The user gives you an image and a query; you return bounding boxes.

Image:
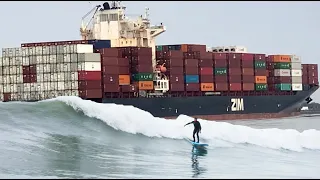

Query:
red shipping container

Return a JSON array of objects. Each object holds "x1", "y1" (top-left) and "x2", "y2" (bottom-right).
[
  {"x1": 78, "y1": 80, "x2": 102, "y2": 90},
  {"x1": 267, "y1": 62, "x2": 275, "y2": 70},
  {"x1": 79, "y1": 89, "x2": 102, "y2": 99},
  {"x1": 242, "y1": 83, "x2": 255, "y2": 91},
  {"x1": 215, "y1": 59, "x2": 228, "y2": 68},
  {"x1": 131, "y1": 47, "x2": 152, "y2": 57},
  {"x1": 242, "y1": 60, "x2": 254, "y2": 68},
  {"x1": 185, "y1": 67, "x2": 198, "y2": 74},
  {"x1": 242, "y1": 75, "x2": 255, "y2": 83},
  {"x1": 213, "y1": 53, "x2": 227, "y2": 60},
  {"x1": 254, "y1": 54, "x2": 266, "y2": 61},
  {"x1": 3, "y1": 93, "x2": 11, "y2": 102},
  {"x1": 161, "y1": 58, "x2": 184, "y2": 67},
  {"x1": 302, "y1": 76, "x2": 308, "y2": 84},
  {"x1": 185, "y1": 83, "x2": 200, "y2": 91},
  {"x1": 215, "y1": 83, "x2": 228, "y2": 91},
  {"x1": 30, "y1": 74, "x2": 37, "y2": 83},
  {"x1": 308, "y1": 77, "x2": 319, "y2": 85},
  {"x1": 302, "y1": 64, "x2": 308, "y2": 72},
  {"x1": 121, "y1": 84, "x2": 137, "y2": 92},
  {"x1": 308, "y1": 64, "x2": 318, "y2": 71},
  {"x1": 30, "y1": 65, "x2": 37, "y2": 75},
  {"x1": 169, "y1": 75, "x2": 184, "y2": 83},
  {"x1": 308, "y1": 70, "x2": 318, "y2": 77},
  {"x1": 229, "y1": 83, "x2": 242, "y2": 91},
  {"x1": 229, "y1": 75, "x2": 241, "y2": 83},
  {"x1": 228, "y1": 59, "x2": 241, "y2": 68},
  {"x1": 268, "y1": 77, "x2": 291, "y2": 84},
  {"x1": 167, "y1": 66, "x2": 184, "y2": 75},
  {"x1": 163, "y1": 50, "x2": 183, "y2": 59},
  {"x1": 102, "y1": 57, "x2": 129, "y2": 66},
  {"x1": 103, "y1": 66, "x2": 119, "y2": 75},
  {"x1": 200, "y1": 75, "x2": 214, "y2": 83},
  {"x1": 156, "y1": 51, "x2": 164, "y2": 59},
  {"x1": 131, "y1": 56, "x2": 152, "y2": 65},
  {"x1": 131, "y1": 64, "x2": 153, "y2": 73},
  {"x1": 78, "y1": 71, "x2": 101, "y2": 81},
  {"x1": 228, "y1": 53, "x2": 242, "y2": 60},
  {"x1": 103, "y1": 84, "x2": 120, "y2": 92},
  {"x1": 199, "y1": 59, "x2": 213, "y2": 67},
  {"x1": 200, "y1": 67, "x2": 213, "y2": 75},
  {"x1": 255, "y1": 69, "x2": 267, "y2": 76},
  {"x1": 184, "y1": 59, "x2": 198, "y2": 67},
  {"x1": 215, "y1": 76, "x2": 228, "y2": 83},
  {"x1": 99, "y1": 48, "x2": 124, "y2": 57},
  {"x1": 241, "y1": 53, "x2": 254, "y2": 61},
  {"x1": 22, "y1": 66, "x2": 30, "y2": 75},
  {"x1": 198, "y1": 52, "x2": 212, "y2": 60},
  {"x1": 183, "y1": 52, "x2": 194, "y2": 59},
  {"x1": 23, "y1": 75, "x2": 30, "y2": 83},
  {"x1": 103, "y1": 74, "x2": 119, "y2": 84},
  {"x1": 119, "y1": 66, "x2": 130, "y2": 74},
  {"x1": 188, "y1": 44, "x2": 206, "y2": 52},
  {"x1": 170, "y1": 83, "x2": 185, "y2": 92},
  {"x1": 228, "y1": 68, "x2": 242, "y2": 76},
  {"x1": 242, "y1": 68, "x2": 254, "y2": 76}
]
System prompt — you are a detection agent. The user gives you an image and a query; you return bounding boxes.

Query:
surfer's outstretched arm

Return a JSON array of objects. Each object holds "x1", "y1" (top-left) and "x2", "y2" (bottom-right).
[{"x1": 184, "y1": 121, "x2": 193, "y2": 127}]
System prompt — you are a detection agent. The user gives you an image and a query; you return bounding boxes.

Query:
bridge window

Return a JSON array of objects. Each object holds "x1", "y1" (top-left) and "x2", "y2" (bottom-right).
[
  {"x1": 109, "y1": 14, "x2": 119, "y2": 21},
  {"x1": 100, "y1": 14, "x2": 107, "y2": 22}
]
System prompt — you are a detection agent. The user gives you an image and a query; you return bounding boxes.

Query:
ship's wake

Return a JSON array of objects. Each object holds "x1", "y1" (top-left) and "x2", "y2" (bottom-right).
[{"x1": 1, "y1": 96, "x2": 320, "y2": 152}]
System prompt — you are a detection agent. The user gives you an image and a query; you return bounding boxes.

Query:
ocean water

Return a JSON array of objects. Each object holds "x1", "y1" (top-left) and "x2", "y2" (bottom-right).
[{"x1": 0, "y1": 96, "x2": 319, "y2": 179}]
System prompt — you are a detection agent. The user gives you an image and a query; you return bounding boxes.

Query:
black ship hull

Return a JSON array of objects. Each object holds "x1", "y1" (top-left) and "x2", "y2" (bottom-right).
[{"x1": 101, "y1": 86, "x2": 319, "y2": 120}]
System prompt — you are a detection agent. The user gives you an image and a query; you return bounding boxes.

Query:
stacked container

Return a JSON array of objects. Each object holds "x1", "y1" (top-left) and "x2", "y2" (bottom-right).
[
  {"x1": 241, "y1": 53, "x2": 255, "y2": 91},
  {"x1": 213, "y1": 53, "x2": 228, "y2": 91},
  {"x1": 198, "y1": 52, "x2": 214, "y2": 92},
  {"x1": 268, "y1": 55, "x2": 292, "y2": 91},
  {"x1": 290, "y1": 55, "x2": 303, "y2": 91},
  {"x1": 253, "y1": 54, "x2": 267, "y2": 91},
  {"x1": 228, "y1": 53, "x2": 242, "y2": 91},
  {"x1": 302, "y1": 64, "x2": 319, "y2": 90},
  {"x1": 184, "y1": 58, "x2": 199, "y2": 91}
]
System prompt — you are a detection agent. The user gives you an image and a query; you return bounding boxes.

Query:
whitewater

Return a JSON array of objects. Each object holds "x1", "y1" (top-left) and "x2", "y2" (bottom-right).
[{"x1": 0, "y1": 96, "x2": 319, "y2": 178}]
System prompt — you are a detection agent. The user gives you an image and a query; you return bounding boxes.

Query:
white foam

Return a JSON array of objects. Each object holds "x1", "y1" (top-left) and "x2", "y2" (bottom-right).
[{"x1": 55, "y1": 96, "x2": 320, "y2": 152}]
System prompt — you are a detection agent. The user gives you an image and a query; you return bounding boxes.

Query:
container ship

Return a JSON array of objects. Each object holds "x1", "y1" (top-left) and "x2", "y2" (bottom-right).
[{"x1": 0, "y1": 1, "x2": 319, "y2": 120}]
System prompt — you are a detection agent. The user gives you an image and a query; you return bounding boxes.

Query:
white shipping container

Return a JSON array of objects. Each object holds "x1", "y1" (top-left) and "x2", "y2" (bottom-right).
[
  {"x1": 17, "y1": 84, "x2": 23, "y2": 93},
  {"x1": 0, "y1": 93, "x2": 3, "y2": 101},
  {"x1": 274, "y1": 69, "x2": 291, "y2": 77},
  {"x1": 56, "y1": 63, "x2": 63, "y2": 72},
  {"x1": 77, "y1": 62, "x2": 101, "y2": 71},
  {"x1": 43, "y1": 64, "x2": 50, "y2": 73},
  {"x1": 64, "y1": 54, "x2": 71, "y2": 63},
  {"x1": 9, "y1": 75, "x2": 15, "y2": 83},
  {"x1": 291, "y1": 62, "x2": 302, "y2": 69},
  {"x1": 0, "y1": 57, "x2": 3, "y2": 67},
  {"x1": 10, "y1": 84, "x2": 17, "y2": 93},
  {"x1": 50, "y1": 82, "x2": 57, "y2": 90},
  {"x1": 30, "y1": 84, "x2": 36, "y2": 92},
  {"x1": 64, "y1": 90, "x2": 72, "y2": 96},
  {"x1": 16, "y1": 75, "x2": 23, "y2": 83},
  {"x1": 42, "y1": 46, "x2": 50, "y2": 55},
  {"x1": 0, "y1": 67, "x2": 2, "y2": 75},
  {"x1": 36, "y1": 55, "x2": 43, "y2": 64},
  {"x1": 2, "y1": 57, "x2": 9, "y2": 66},
  {"x1": 71, "y1": 44, "x2": 93, "y2": 54},
  {"x1": 3, "y1": 67, "x2": 9, "y2": 75},
  {"x1": 71, "y1": 72, "x2": 78, "y2": 81},
  {"x1": 292, "y1": 76, "x2": 302, "y2": 83},
  {"x1": 36, "y1": 84, "x2": 42, "y2": 92},
  {"x1": 291, "y1": 55, "x2": 301, "y2": 63},
  {"x1": 64, "y1": 82, "x2": 72, "y2": 90},
  {"x1": 36, "y1": 74, "x2": 43, "y2": 82},
  {"x1": 23, "y1": 93, "x2": 30, "y2": 101},
  {"x1": 14, "y1": 48, "x2": 22, "y2": 57},
  {"x1": 30, "y1": 56, "x2": 37, "y2": 64},
  {"x1": 70, "y1": 63, "x2": 78, "y2": 72},
  {"x1": 56, "y1": 54, "x2": 63, "y2": 63},
  {"x1": 292, "y1": 83, "x2": 303, "y2": 91},
  {"x1": 50, "y1": 73, "x2": 58, "y2": 82},
  {"x1": 23, "y1": 83, "x2": 30, "y2": 92},
  {"x1": 16, "y1": 66, "x2": 22, "y2": 75},
  {"x1": 2, "y1": 76, "x2": 7, "y2": 84},
  {"x1": 3, "y1": 85, "x2": 10, "y2": 93},
  {"x1": 71, "y1": 90, "x2": 79, "y2": 97},
  {"x1": 70, "y1": 54, "x2": 78, "y2": 63},
  {"x1": 57, "y1": 73, "x2": 64, "y2": 81},
  {"x1": 21, "y1": 48, "x2": 29, "y2": 57},
  {"x1": 10, "y1": 93, "x2": 18, "y2": 101},
  {"x1": 29, "y1": 47, "x2": 36, "y2": 56},
  {"x1": 49, "y1": 46, "x2": 57, "y2": 54},
  {"x1": 35, "y1": 47, "x2": 42, "y2": 56},
  {"x1": 43, "y1": 73, "x2": 50, "y2": 82},
  {"x1": 22, "y1": 57, "x2": 30, "y2": 66},
  {"x1": 16, "y1": 93, "x2": 24, "y2": 101},
  {"x1": 16, "y1": 57, "x2": 23, "y2": 66},
  {"x1": 49, "y1": 55, "x2": 57, "y2": 64},
  {"x1": 58, "y1": 81, "x2": 65, "y2": 90},
  {"x1": 9, "y1": 57, "x2": 16, "y2": 66},
  {"x1": 0, "y1": 76, "x2": 2, "y2": 84},
  {"x1": 291, "y1": 69, "x2": 302, "y2": 77},
  {"x1": 71, "y1": 81, "x2": 78, "y2": 90},
  {"x1": 78, "y1": 53, "x2": 101, "y2": 62},
  {"x1": 63, "y1": 63, "x2": 70, "y2": 72},
  {"x1": 64, "y1": 73, "x2": 71, "y2": 81}
]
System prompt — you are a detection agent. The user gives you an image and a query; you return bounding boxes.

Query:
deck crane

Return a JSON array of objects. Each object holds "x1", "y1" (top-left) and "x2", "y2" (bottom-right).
[{"x1": 80, "y1": 4, "x2": 101, "y2": 40}]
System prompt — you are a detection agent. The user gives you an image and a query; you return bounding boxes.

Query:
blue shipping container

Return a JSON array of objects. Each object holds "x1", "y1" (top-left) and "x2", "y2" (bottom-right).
[
  {"x1": 88, "y1": 40, "x2": 111, "y2": 49},
  {"x1": 185, "y1": 75, "x2": 199, "y2": 83}
]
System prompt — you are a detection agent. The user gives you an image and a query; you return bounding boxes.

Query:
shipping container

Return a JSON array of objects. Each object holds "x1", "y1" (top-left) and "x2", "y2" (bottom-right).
[
  {"x1": 184, "y1": 59, "x2": 199, "y2": 67},
  {"x1": 198, "y1": 51, "x2": 212, "y2": 60},
  {"x1": 242, "y1": 68, "x2": 254, "y2": 76},
  {"x1": 302, "y1": 76, "x2": 308, "y2": 84},
  {"x1": 242, "y1": 83, "x2": 255, "y2": 91},
  {"x1": 291, "y1": 62, "x2": 302, "y2": 70},
  {"x1": 215, "y1": 83, "x2": 228, "y2": 91},
  {"x1": 99, "y1": 48, "x2": 124, "y2": 57},
  {"x1": 200, "y1": 83, "x2": 214, "y2": 91},
  {"x1": 275, "y1": 83, "x2": 292, "y2": 91},
  {"x1": 78, "y1": 62, "x2": 101, "y2": 71},
  {"x1": 242, "y1": 75, "x2": 255, "y2": 83},
  {"x1": 228, "y1": 76, "x2": 242, "y2": 83},
  {"x1": 255, "y1": 84, "x2": 268, "y2": 91},
  {"x1": 102, "y1": 66, "x2": 128, "y2": 75},
  {"x1": 131, "y1": 64, "x2": 153, "y2": 73},
  {"x1": 183, "y1": 52, "x2": 194, "y2": 59},
  {"x1": 269, "y1": 55, "x2": 291, "y2": 62},
  {"x1": 242, "y1": 60, "x2": 254, "y2": 68},
  {"x1": 268, "y1": 76, "x2": 292, "y2": 84},
  {"x1": 131, "y1": 47, "x2": 152, "y2": 57},
  {"x1": 78, "y1": 71, "x2": 101, "y2": 81},
  {"x1": 200, "y1": 75, "x2": 214, "y2": 83},
  {"x1": 291, "y1": 83, "x2": 302, "y2": 91},
  {"x1": 170, "y1": 83, "x2": 185, "y2": 92},
  {"x1": 185, "y1": 83, "x2": 200, "y2": 91},
  {"x1": 169, "y1": 75, "x2": 184, "y2": 83},
  {"x1": 228, "y1": 53, "x2": 242, "y2": 60},
  {"x1": 308, "y1": 70, "x2": 318, "y2": 78},
  {"x1": 215, "y1": 68, "x2": 227, "y2": 76},
  {"x1": 185, "y1": 75, "x2": 199, "y2": 83},
  {"x1": 308, "y1": 77, "x2": 319, "y2": 85},
  {"x1": 103, "y1": 74, "x2": 119, "y2": 84},
  {"x1": 228, "y1": 59, "x2": 241, "y2": 68},
  {"x1": 308, "y1": 64, "x2": 318, "y2": 71},
  {"x1": 254, "y1": 54, "x2": 266, "y2": 61},
  {"x1": 162, "y1": 50, "x2": 183, "y2": 59},
  {"x1": 255, "y1": 76, "x2": 267, "y2": 83},
  {"x1": 137, "y1": 81, "x2": 154, "y2": 90},
  {"x1": 229, "y1": 83, "x2": 242, "y2": 91},
  {"x1": 213, "y1": 53, "x2": 227, "y2": 60},
  {"x1": 199, "y1": 59, "x2": 213, "y2": 67},
  {"x1": 132, "y1": 73, "x2": 153, "y2": 81},
  {"x1": 291, "y1": 69, "x2": 302, "y2": 77},
  {"x1": 120, "y1": 84, "x2": 137, "y2": 92},
  {"x1": 184, "y1": 67, "x2": 198, "y2": 75},
  {"x1": 166, "y1": 66, "x2": 184, "y2": 75},
  {"x1": 78, "y1": 53, "x2": 101, "y2": 62},
  {"x1": 274, "y1": 62, "x2": 291, "y2": 69},
  {"x1": 199, "y1": 67, "x2": 213, "y2": 75},
  {"x1": 119, "y1": 75, "x2": 130, "y2": 85},
  {"x1": 215, "y1": 59, "x2": 228, "y2": 68},
  {"x1": 254, "y1": 61, "x2": 266, "y2": 69},
  {"x1": 102, "y1": 57, "x2": 129, "y2": 66},
  {"x1": 159, "y1": 58, "x2": 184, "y2": 67},
  {"x1": 78, "y1": 80, "x2": 101, "y2": 90},
  {"x1": 241, "y1": 53, "x2": 254, "y2": 61},
  {"x1": 178, "y1": 44, "x2": 206, "y2": 53},
  {"x1": 290, "y1": 55, "x2": 301, "y2": 63},
  {"x1": 274, "y1": 69, "x2": 291, "y2": 77},
  {"x1": 103, "y1": 84, "x2": 120, "y2": 92},
  {"x1": 88, "y1": 40, "x2": 111, "y2": 49},
  {"x1": 79, "y1": 89, "x2": 102, "y2": 99},
  {"x1": 131, "y1": 56, "x2": 152, "y2": 65},
  {"x1": 228, "y1": 68, "x2": 241, "y2": 76},
  {"x1": 215, "y1": 75, "x2": 228, "y2": 83}
]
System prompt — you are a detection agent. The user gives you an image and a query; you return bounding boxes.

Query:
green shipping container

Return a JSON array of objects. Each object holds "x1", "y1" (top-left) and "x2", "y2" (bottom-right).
[
  {"x1": 215, "y1": 68, "x2": 227, "y2": 75},
  {"x1": 274, "y1": 62, "x2": 291, "y2": 69},
  {"x1": 255, "y1": 83, "x2": 268, "y2": 91},
  {"x1": 133, "y1": 73, "x2": 154, "y2": 81},
  {"x1": 275, "y1": 83, "x2": 292, "y2": 91},
  {"x1": 254, "y1": 61, "x2": 266, "y2": 69},
  {"x1": 156, "y1": 46, "x2": 163, "y2": 51}
]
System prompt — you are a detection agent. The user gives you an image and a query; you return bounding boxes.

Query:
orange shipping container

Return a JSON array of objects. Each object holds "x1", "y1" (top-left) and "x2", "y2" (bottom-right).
[
  {"x1": 255, "y1": 76, "x2": 267, "y2": 83},
  {"x1": 137, "y1": 81, "x2": 154, "y2": 90},
  {"x1": 270, "y1": 55, "x2": 291, "y2": 62},
  {"x1": 200, "y1": 83, "x2": 214, "y2": 91},
  {"x1": 119, "y1": 75, "x2": 130, "y2": 85},
  {"x1": 181, "y1": 44, "x2": 188, "y2": 52}
]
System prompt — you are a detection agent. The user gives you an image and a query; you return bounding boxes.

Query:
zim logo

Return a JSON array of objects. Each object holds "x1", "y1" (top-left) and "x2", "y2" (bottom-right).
[{"x1": 231, "y1": 98, "x2": 244, "y2": 111}]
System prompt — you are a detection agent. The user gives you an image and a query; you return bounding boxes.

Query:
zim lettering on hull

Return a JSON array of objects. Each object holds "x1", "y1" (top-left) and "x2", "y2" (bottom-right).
[{"x1": 231, "y1": 98, "x2": 244, "y2": 111}]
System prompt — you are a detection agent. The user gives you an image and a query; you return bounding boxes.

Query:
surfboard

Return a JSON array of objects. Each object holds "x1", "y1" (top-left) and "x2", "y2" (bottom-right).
[{"x1": 186, "y1": 138, "x2": 208, "y2": 147}]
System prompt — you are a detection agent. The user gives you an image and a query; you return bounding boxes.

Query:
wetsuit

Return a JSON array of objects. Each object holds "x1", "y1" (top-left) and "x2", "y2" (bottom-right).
[{"x1": 185, "y1": 120, "x2": 201, "y2": 143}]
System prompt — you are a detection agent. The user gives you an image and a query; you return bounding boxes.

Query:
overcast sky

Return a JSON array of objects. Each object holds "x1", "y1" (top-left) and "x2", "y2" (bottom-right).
[{"x1": 1, "y1": 1, "x2": 320, "y2": 102}]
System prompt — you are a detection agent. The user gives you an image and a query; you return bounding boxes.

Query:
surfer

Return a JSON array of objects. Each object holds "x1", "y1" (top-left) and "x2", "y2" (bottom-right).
[{"x1": 184, "y1": 118, "x2": 201, "y2": 143}]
